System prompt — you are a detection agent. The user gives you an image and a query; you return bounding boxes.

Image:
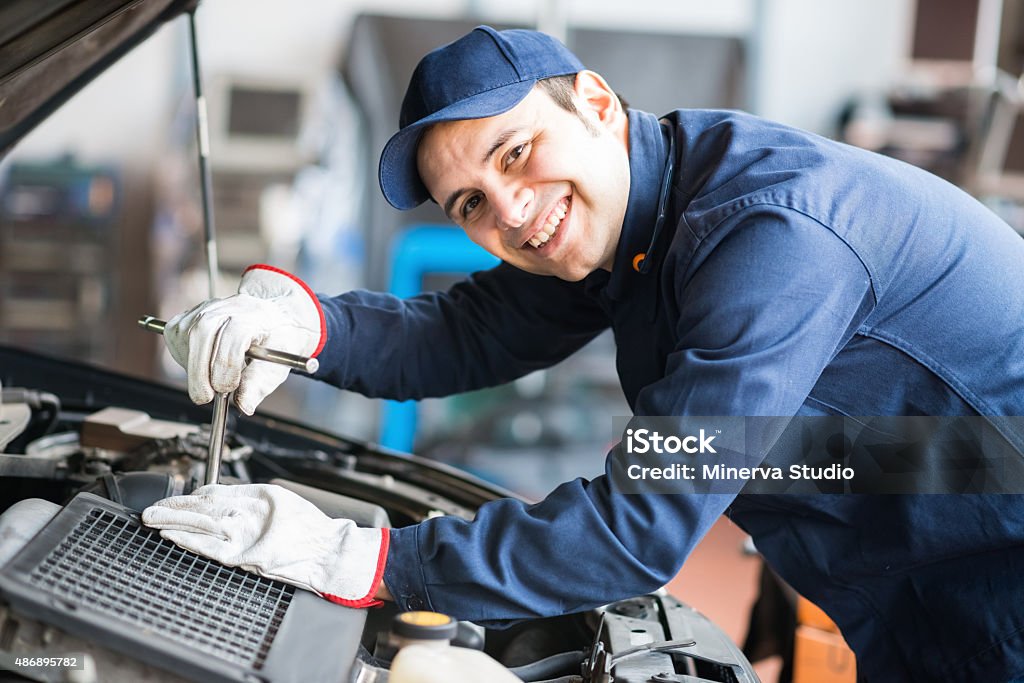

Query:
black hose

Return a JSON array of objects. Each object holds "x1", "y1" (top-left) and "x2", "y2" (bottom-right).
[
  {"x1": 1, "y1": 388, "x2": 61, "y2": 434},
  {"x1": 507, "y1": 650, "x2": 585, "y2": 682}
]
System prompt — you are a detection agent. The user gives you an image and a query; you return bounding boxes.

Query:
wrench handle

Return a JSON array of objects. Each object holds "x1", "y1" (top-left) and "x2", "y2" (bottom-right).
[{"x1": 138, "y1": 315, "x2": 319, "y2": 374}]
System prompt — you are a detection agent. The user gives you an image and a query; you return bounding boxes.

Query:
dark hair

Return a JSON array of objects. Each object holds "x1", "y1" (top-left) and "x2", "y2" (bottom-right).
[{"x1": 537, "y1": 74, "x2": 630, "y2": 113}]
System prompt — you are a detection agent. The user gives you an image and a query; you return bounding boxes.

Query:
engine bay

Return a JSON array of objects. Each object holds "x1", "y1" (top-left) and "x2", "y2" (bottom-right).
[{"x1": 0, "y1": 347, "x2": 758, "y2": 683}]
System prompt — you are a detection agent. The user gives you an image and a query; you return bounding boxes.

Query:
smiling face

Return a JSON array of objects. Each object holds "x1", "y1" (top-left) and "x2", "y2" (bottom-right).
[{"x1": 416, "y1": 71, "x2": 631, "y2": 281}]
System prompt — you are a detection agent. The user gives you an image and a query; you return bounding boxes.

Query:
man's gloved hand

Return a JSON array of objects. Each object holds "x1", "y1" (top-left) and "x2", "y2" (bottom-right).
[
  {"x1": 142, "y1": 484, "x2": 390, "y2": 608},
  {"x1": 164, "y1": 264, "x2": 326, "y2": 415}
]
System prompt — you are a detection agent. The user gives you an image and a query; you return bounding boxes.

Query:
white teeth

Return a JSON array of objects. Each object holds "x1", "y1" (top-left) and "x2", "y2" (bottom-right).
[
  {"x1": 530, "y1": 222, "x2": 556, "y2": 249},
  {"x1": 526, "y1": 197, "x2": 570, "y2": 249}
]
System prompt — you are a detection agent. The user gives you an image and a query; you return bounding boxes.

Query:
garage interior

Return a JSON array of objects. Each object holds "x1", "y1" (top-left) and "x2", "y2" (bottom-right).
[{"x1": 2, "y1": 1, "x2": 1024, "y2": 682}]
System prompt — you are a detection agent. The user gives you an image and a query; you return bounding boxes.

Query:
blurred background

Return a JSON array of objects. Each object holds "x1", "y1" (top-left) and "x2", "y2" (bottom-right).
[{"x1": 1, "y1": 2, "x2": 1021, "y2": 678}]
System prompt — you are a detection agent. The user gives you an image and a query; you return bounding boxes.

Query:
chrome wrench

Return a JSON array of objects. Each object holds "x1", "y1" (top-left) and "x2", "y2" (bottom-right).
[{"x1": 138, "y1": 315, "x2": 318, "y2": 484}]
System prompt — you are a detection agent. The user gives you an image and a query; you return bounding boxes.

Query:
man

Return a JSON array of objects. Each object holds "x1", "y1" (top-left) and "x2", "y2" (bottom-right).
[{"x1": 142, "y1": 26, "x2": 1024, "y2": 681}]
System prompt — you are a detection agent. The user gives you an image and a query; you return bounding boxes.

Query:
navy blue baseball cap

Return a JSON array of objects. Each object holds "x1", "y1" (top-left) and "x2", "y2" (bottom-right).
[{"x1": 378, "y1": 26, "x2": 584, "y2": 210}]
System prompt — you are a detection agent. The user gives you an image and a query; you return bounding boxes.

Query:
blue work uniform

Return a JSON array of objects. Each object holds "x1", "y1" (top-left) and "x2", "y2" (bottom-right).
[{"x1": 314, "y1": 108, "x2": 1024, "y2": 682}]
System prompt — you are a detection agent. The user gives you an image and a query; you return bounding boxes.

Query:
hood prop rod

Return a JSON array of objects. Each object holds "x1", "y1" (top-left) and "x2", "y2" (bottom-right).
[{"x1": 187, "y1": 8, "x2": 228, "y2": 485}]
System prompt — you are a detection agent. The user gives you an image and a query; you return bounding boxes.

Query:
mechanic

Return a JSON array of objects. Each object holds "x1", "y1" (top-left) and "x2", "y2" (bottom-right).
[{"x1": 142, "y1": 26, "x2": 1024, "y2": 682}]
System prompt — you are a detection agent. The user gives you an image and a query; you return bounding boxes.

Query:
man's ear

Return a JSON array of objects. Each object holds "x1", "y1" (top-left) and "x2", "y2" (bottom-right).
[{"x1": 573, "y1": 70, "x2": 623, "y2": 127}]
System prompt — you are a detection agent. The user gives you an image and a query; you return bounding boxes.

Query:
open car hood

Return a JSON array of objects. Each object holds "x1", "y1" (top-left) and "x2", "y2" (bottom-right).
[{"x1": 0, "y1": 0, "x2": 196, "y2": 157}]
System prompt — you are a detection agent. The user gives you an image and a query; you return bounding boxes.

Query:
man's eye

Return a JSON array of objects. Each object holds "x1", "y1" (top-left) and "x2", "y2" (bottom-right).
[
  {"x1": 462, "y1": 194, "x2": 481, "y2": 218},
  {"x1": 505, "y1": 143, "x2": 527, "y2": 166}
]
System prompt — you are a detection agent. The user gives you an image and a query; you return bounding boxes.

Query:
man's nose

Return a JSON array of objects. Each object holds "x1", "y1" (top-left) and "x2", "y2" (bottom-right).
[{"x1": 492, "y1": 185, "x2": 533, "y2": 230}]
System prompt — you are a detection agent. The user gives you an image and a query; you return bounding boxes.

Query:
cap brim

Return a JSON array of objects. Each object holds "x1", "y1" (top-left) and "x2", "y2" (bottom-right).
[{"x1": 379, "y1": 80, "x2": 537, "y2": 211}]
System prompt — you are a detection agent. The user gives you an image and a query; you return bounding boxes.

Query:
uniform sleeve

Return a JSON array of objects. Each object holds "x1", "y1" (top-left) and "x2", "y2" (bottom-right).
[
  {"x1": 383, "y1": 208, "x2": 876, "y2": 625},
  {"x1": 311, "y1": 263, "x2": 609, "y2": 400}
]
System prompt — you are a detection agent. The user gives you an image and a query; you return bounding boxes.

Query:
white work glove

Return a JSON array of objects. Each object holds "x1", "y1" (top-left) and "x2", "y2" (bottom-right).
[
  {"x1": 142, "y1": 484, "x2": 390, "y2": 608},
  {"x1": 164, "y1": 265, "x2": 325, "y2": 415}
]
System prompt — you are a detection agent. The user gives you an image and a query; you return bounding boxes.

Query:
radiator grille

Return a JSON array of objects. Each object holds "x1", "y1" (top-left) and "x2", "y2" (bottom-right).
[{"x1": 28, "y1": 507, "x2": 293, "y2": 670}]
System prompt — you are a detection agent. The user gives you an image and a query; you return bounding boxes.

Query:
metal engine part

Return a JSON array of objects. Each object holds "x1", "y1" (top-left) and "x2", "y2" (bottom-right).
[{"x1": 0, "y1": 387, "x2": 31, "y2": 453}]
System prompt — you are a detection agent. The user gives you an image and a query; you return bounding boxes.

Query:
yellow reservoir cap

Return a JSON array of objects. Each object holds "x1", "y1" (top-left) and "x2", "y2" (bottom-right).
[
  {"x1": 394, "y1": 611, "x2": 458, "y2": 640},
  {"x1": 399, "y1": 611, "x2": 453, "y2": 627}
]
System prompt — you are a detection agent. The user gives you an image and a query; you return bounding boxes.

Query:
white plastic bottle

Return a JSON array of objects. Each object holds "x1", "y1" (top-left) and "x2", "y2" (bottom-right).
[
  {"x1": 385, "y1": 611, "x2": 520, "y2": 683},
  {"x1": 390, "y1": 643, "x2": 522, "y2": 683}
]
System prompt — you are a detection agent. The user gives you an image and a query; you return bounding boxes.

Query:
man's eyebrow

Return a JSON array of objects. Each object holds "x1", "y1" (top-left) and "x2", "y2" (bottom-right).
[
  {"x1": 441, "y1": 128, "x2": 522, "y2": 219},
  {"x1": 482, "y1": 128, "x2": 521, "y2": 164}
]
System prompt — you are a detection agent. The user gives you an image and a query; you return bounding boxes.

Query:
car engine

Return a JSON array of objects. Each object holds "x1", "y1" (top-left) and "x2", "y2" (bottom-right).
[{"x1": 0, "y1": 347, "x2": 758, "y2": 683}]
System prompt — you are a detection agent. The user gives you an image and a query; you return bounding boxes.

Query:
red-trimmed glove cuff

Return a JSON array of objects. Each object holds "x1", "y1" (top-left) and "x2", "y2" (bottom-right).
[
  {"x1": 322, "y1": 528, "x2": 391, "y2": 609},
  {"x1": 243, "y1": 264, "x2": 328, "y2": 357}
]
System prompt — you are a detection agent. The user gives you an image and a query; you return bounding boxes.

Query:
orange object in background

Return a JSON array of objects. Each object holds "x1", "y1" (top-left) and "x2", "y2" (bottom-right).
[{"x1": 793, "y1": 597, "x2": 857, "y2": 683}]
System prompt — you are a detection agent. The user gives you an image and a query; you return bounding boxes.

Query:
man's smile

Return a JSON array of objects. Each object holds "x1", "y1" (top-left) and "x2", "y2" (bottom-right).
[{"x1": 521, "y1": 195, "x2": 572, "y2": 250}]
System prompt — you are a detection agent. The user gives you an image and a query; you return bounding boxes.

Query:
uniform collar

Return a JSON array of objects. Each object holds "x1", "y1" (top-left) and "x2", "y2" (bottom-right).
[{"x1": 589, "y1": 109, "x2": 673, "y2": 301}]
